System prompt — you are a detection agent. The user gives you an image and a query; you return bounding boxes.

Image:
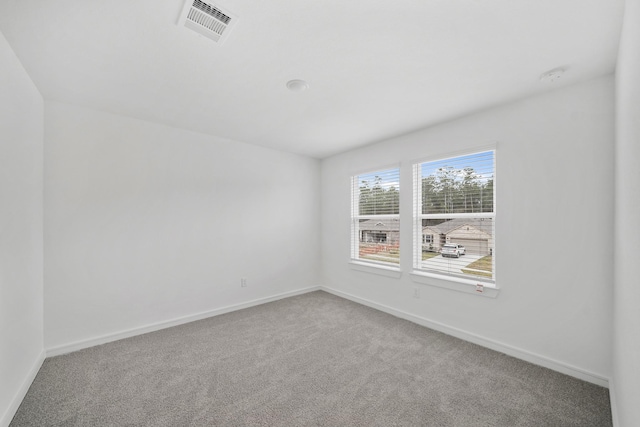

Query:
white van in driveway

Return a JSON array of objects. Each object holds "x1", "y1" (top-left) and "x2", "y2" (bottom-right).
[{"x1": 441, "y1": 243, "x2": 466, "y2": 258}]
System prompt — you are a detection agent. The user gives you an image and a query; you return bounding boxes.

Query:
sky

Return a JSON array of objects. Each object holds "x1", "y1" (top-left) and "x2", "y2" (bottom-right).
[
  {"x1": 357, "y1": 168, "x2": 399, "y2": 190},
  {"x1": 421, "y1": 150, "x2": 494, "y2": 181},
  {"x1": 357, "y1": 150, "x2": 494, "y2": 190}
]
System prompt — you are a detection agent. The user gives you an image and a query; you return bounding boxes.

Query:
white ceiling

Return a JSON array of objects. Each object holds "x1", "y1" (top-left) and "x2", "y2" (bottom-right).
[{"x1": 0, "y1": 0, "x2": 624, "y2": 158}]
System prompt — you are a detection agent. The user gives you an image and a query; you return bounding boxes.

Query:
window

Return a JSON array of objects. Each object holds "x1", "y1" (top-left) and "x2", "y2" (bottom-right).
[
  {"x1": 413, "y1": 150, "x2": 495, "y2": 284},
  {"x1": 351, "y1": 167, "x2": 400, "y2": 267}
]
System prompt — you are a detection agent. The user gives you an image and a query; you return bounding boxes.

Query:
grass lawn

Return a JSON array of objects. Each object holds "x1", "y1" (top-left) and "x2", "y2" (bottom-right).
[
  {"x1": 359, "y1": 252, "x2": 491, "y2": 271},
  {"x1": 465, "y1": 255, "x2": 492, "y2": 271},
  {"x1": 461, "y1": 269, "x2": 492, "y2": 278},
  {"x1": 461, "y1": 255, "x2": 492, "y2": 278},
  {"x1": 422, "y1": 251, "x2": 439, "y2": 261},
  {"x1": 360, "y1": 253, "x2": 400, "y2": 264}
]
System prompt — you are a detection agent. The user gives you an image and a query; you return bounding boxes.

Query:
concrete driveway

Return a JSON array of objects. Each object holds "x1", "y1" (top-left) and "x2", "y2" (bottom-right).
[{"x1": 422, "y1": 253, "x2": 484, "y2": 274}]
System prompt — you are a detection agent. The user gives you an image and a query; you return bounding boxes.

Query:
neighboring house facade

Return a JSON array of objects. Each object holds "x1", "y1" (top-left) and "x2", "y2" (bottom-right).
[
  {"x1": 359, "y1": 218, "x2": 492, "y2": 255},
  {"x1": 423, "y1": 218, "x2": 493, "y2": 255},
  {"x1": 359, "y1": 218, "x2": 400, "y2": 244}
]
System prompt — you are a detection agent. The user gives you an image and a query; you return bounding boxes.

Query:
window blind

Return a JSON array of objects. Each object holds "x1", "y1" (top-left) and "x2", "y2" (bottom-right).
[
  {"x1": 351, "y1": 167, "x2": 400, "y2": 266},
  {"x1": 413, "y1": 150, "x2": 495, "y2": 283}
]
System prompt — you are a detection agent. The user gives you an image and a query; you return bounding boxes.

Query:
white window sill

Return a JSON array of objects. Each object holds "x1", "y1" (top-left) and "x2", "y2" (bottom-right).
[
  {"x1": 410, "y1": 271, "x2": 499, "y2": 298},
  {"x1": 349, "y1": 261, "x2": 402, "y2": 278}
]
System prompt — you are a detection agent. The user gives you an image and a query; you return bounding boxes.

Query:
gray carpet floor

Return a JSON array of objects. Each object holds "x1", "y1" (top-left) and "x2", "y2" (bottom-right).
[{"x1": 11, "y1": 291, "x2": 612, "y2": 426}]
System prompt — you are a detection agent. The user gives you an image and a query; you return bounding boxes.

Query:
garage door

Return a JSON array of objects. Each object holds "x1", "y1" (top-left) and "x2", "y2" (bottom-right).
[{"x1": 450, "y1": 238, "x2": 488, "y2": 255}]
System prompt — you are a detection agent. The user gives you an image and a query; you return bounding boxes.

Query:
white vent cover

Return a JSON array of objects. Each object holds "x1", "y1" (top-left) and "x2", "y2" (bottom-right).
[{"x1": 178, "y1": 0, "x2": 238, "y2": 44}]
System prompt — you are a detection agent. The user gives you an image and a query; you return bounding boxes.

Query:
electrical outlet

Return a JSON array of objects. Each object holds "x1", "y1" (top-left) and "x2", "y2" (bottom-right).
[
  {"x1": 241, "y1": 277, "x2": 247, "y2": 287},
  {"x1": 413, "y1": 287, "x2": 420, "y2": 299}
]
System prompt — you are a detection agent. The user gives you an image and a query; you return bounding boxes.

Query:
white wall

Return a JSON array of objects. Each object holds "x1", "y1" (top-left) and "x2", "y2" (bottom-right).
[
  {"x1": 0, "y1": 32, "x2": 44, "y2": 426},
  {"x1": 321, "y1": 76, "x2": 614, "y2": 384},
  {"x1": 613, "y1": 0, "x2": 640, "y2": 424},
  {"x1": 44, "y1": 101, "x2": 320, "y2": 350}
]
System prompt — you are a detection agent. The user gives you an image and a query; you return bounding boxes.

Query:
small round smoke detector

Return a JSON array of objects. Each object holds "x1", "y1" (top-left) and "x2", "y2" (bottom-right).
[
  {"x1": 286, "y1": 79, "x2": 309, "y2": 92},
  {"x1": 540, "y1": 68, "x2": 565, "y2": 83}
]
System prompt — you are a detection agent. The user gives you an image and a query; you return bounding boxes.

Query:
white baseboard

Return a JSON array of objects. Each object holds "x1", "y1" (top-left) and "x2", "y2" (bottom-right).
[
  {"x1": 320, "y1": 286, "x2": 610, "y2": 388},
  {"x1": 0, "y1": 349, "x2": 45, "y2": 427},
  {"x1": 47, "y1": 286, "x2": 321, "y2": 357},
  {"x1": 609, "y1": 378, "x2": 619, "y2": 426}
]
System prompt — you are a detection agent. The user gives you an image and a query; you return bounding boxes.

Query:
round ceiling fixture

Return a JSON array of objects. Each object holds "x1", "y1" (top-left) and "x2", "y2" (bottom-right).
[
  {"x1": 539, "y1": 68, "x2": 565, "y2": 83},
  {"x1": 286, "y1": 79, "x2": 309, "y2": 92}
]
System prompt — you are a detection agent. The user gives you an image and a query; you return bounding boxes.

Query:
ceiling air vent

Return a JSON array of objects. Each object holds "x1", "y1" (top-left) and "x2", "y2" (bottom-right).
[{"x1": 178, "y1": 0, "x2": 238, "y2": 44}]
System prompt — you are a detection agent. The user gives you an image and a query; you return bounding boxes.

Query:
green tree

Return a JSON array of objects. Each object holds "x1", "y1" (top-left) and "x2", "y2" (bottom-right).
[
  {"x1": 359, "y1": 176, "x2": 399, "y2": 215},
  {"x1": 422, "y1": 167, "x2": 493, "y2": 214}
]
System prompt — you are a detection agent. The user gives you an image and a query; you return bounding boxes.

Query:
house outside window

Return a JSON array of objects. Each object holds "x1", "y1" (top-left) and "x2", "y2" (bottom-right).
[
  {"x1": 422, "y1": 234, "x2": 435, "y2": 252},
  {"x1": 351, "y1": 167, "x2": 400, "y2": 266},
  {"x1": 413, "y1": 150, "x2": 495, "y2": 284}
]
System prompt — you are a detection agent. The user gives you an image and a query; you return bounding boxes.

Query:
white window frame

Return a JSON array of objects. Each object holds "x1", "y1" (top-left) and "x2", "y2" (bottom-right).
[
  {"x1": 350, "y1": 166, "x2": 401, "y2": 274},
  {"x1": 412, "y1": 148, "x2": 497, "y2": 293}
]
